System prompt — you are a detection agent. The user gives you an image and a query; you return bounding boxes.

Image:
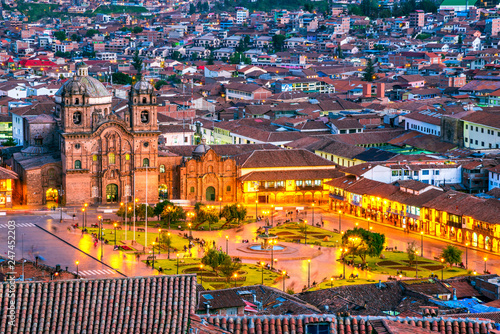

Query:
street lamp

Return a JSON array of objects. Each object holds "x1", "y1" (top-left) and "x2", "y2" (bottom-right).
[
  {"x1": 120, "y1": 202, "x2": 125, "y2": 223},
  {"x1": 167, "y1": 232, "x2": 171, "y2": 259},
  {"x1": 341, "y1": 248, "x2": 346, "y2": 279},
  {"x1": 200, "y1": 264, "x2": 204, "y2": 285},
  {"x1": 304, "y1": 219, "x2": 308, "y2": 244},
  {"x1": 113, "y1": 222, "x2": 118, "y2": 246},
  {"x1": 330, "y1": 277, "x2": 334, "y2": 289},
  {"x1": 75, "y1": 260, "x2": 79, "y2": 276},
  {"x1": 311, "y1": 203, "x2": 315, "y2": 226},
  {"x1": 415, "y1": 250, "x2": 419, "y2": 279},
  {"x1": 233, "y1": 273, "x2": 238, "y2": 288},
  {"x1": 255, "y1": 200, "x2": 258, "y2": 220},
  {"x1": 158, "y1": 228, "x2": 162, "y2": 255},
  {"x1": 188, "y1": 223, "x2": 192, "y2": 238},
  {"x1": 260, "y1": 261, "x2": 265, "y2": 285},
  {"x1": 270, "y1": 239, "x2": 276, "y2": 269},
  {"x1": 307, "y1": 259, "x2": 311, "y2": 288},
  {"x1": 225, "y1": 235, "x2": 229, "y2": 254},
  {"x1": 338, "y1": 210, "x2": 342, "y2": 233},
  {"x1": 484, "y1": 257, "x2": 488, "y2": 273},
  {"x1": 152, "y1": 242, "x2": 156, "y2": 270},
  {"x1": 420, "y1": 231, "x2": 424, "y2": 257},
  {"x1": 98, "y1": 215, "x2": 103, "y2": 261},
  {"x1": 176, "y1": 253, "x2": 179, "y2": 274},
  {"x1": 219, "y1": 197, "x2": 222, "y2": 216},
  {"x1": 465, "y1": 242, "x2": 469, "y2": 269},
  {"x1": 84, "y1": 203, "x2": 88, "y2": 229},
  {"x1": 440, "y1": 258, "x2": 444, "y2": 280},
  {"x1": 271, "y1": 204, "x2": 274, "y2": 226},
  {"x1": 282, "y1": 270, "x2": 286, "y2": 292}
]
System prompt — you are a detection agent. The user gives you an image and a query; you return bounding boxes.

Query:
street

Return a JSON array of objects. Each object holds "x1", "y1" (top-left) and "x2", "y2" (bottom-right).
[{"x1": 0, "y1": 204, "x2": 497, "y2": 291}]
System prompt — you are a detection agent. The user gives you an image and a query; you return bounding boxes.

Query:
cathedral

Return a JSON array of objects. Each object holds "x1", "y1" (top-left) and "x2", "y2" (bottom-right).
[{"x1": 13, "y1": 62, "x2": 160, "y2": 206}]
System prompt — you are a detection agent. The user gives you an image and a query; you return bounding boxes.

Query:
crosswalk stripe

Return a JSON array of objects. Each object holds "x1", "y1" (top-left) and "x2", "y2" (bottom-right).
[
  {"x1": 0, "y1": 223, "x2": 35, "y2": 228},
  {"x1": 77, "y1": 269, "x2": 117, "y2": 276}
]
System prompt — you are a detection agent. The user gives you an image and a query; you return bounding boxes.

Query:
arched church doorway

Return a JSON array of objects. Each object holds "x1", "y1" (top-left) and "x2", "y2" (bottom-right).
[
  {"x1": 106, "y1": 184, "x2": 118, "y2": 203},
  {"x1": 159, "y1": 184, "x2": 168, "y2": 200},
  {"x1": 206, "y1": 186, "x2": 216, "y2": 201},
  {"x1": 46, "y1": 188, "x2": 59, "y2": 204}
]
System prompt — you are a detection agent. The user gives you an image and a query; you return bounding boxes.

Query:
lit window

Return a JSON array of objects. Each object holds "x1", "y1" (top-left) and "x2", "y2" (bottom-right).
[
  {"x1": 143, "y1": 158, "x2": 149, "y2": 167},
  {"x1": 93, "y1": 154, "x2": 98, "y2": 161},
  {"x1": 125, "y1": 154, "x2": 130, "y2": 160},
  {"x1": 108, "y1": 153, "x2": 115, "y2": 164},
  {"x1": 160, "y1": 165, "x2": 165, "y2": 173}
]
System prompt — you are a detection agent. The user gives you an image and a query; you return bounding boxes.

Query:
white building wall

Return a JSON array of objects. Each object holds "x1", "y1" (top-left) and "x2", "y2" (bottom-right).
[{"x1": 464, "y1": 121, "x2": 500, "y2": 149}]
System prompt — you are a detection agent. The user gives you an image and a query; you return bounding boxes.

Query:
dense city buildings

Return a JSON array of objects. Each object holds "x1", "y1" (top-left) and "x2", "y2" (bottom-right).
[{"x1": 2, "y1": 1, "x2": 500, "y2": 333}]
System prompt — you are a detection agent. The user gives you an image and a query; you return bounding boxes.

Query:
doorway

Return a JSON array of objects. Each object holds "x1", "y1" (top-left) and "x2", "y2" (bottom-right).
[
  {"x1": 106, "y1": 184, "x2": 118, "y2": 203},
  {"x1": 206, "y1": 186, "x2": 215, "y2": 201}
]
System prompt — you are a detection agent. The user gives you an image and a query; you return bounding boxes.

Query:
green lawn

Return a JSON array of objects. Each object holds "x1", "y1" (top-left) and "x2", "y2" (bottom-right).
[
  {"x1": 117, "y1": 217, "x2": 253, "y2": 232},
  {"x1": 344, "y1": 251, "x2": 470, "y2": 279},
  {"x1": 93, "y1": 5, "x2": 149, "y2": 15},
  {"x1": 269, "y1": 222, "x2": 342, "y2": 247},
  {"x1": 151, "y1": 258, "x2": 281, "y2": 289},
  {"x1": 83, "y1": 227, "x2": 189, "y2": 254}
]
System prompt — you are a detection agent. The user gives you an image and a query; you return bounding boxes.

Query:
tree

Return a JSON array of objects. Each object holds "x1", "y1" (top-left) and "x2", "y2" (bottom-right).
[
  {"x1": 159, "y1": 232, "x2": 173, "y2": 257},
  {"x1": 229, "y1": 52, "x2": 251, "y2": 64},
  {"x1": 219, "y1": 256, "x2": 242, "y2": 284},
  {"x1": 363, "y1": 58, "x2": 376, "y2": 82},
  {"x1": 190, "y1": 52, "x2": 199, "y2": 60},
  {"x1": 272, "y1": 34, "x2": 286, "y2": 52},
  {"x1": 154, "y1": 80, "x2": 168, "y2": 90},
  {"x1": 189, "y1": 3, "x2": 196, "y2": 15},
  {"x1": 132, "y1": 26, "x2": 143, "y2": 34},
  {"x1": 341, "y1": 227, "x2": 386, "y2": 265},
  {"x1": 167, "y1": 74, "x2": 181, "y2": 84},
  {"x1": 135, "y1": 204, "x2": 155, "y2": 221},
  {"x1": 440, "y1": 245, "x2": 463, "y2": 267},
  {"x1": 70, "y1": 34, "x2": 81, "y2": 42},
  {"x1": 194, "y1": 203, "x2": 219, "y2": 231},
  {"x1": 154, "y1": 200, "x2": 173, "y2": 219},
  {"x1": 407, "y1": 241, "x2": 418, "y2": 266},
  {"x1": 86, "y1": 29, "x2": 99, "y2": 38},
  {"x1": 201, "y1": 247, "x2": 229, "y2": 272},
  {"x1": 116, "y1": 205, "x2": 134, "y2": 220},
  {"x1": 172, "y1": 50, "x2": 182, "y2": 60},
  {"x1": 132, "y1": 50, "x2": 143, "y2": 78},
  {"x1": 2, "y1": 138, "x2": 16, "y2": 146},
  {"x1": 304, "y1": 3, "x2": 314, "y2": 12},
  {"x1": 112, "y1": 72, "x2": 132, "y2": 85},
  {"x1": 54, "y1": 30, "x2": 66, "y2": 42},
  {"x1": 206, "y1": 52, "x2": 215, "y2": 65},
  {"x1": 160, "y1": 204, "x2": 186, "y2": 228},
  {"x1": 221, "y1": 204, "x2": 247, "y2": 226}
]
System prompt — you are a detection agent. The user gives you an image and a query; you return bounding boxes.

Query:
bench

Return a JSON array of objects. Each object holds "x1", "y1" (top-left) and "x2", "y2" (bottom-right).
[{"x1": 137, "y1": 228, "x2": 145, "y2": 232}]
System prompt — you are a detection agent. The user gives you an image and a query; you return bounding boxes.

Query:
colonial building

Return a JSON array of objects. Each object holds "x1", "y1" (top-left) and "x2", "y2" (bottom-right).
[{"x1": 12, "y1": 62, "x2": 160, "y2": 206}]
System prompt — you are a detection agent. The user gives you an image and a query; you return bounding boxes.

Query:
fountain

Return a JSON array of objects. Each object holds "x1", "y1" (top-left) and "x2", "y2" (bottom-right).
[{"x1": 250, "y1": 225, "x2": 284, "y2": 251}]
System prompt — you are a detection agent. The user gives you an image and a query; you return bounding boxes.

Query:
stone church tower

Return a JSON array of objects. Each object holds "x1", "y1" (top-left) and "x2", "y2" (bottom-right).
[{"x1": 55, "y1": 62, "x2": 159, "y2": 205}]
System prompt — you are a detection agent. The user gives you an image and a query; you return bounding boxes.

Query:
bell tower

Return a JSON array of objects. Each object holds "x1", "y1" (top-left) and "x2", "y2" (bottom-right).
[{"x1": 128, "y1": 79, "x2": 158, "y2": 132}]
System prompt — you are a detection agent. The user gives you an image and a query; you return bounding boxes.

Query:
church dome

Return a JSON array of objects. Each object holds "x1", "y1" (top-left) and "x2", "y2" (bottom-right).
[
  {"x1": 55, "y1": 62, "x2": 111, "y2": 98},
  {"x1": 132, "y1": 78, "x2": 154, "y2": 94},
  {"x1": 192, "y1": 143, "x2": 211, "y2": 158}
]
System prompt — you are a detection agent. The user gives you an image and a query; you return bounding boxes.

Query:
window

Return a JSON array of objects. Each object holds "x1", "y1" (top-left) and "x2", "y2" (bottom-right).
[
  {"x1": 422, "y1": 170, "x2": 430, "y2": 175},
  {"x1": 296, "y1": 180, "x2": 303, "y2": 186},
  {"x1": 75, "y1": 98, "x2": 79, "y2": 105},
  {"x1": 73, "y1": 111, "x2": 82, "y2": 124},
  {"x1": 392, "y1": 170, "x2": 399, "y2": 176},
  {"x1": 160, "y1": 165, "x2": 165, "y2": 173},
  {"x1": 226, "y1": 185, "x2": 231, "y2": 192},
  {"x1": 75, "y1": 143, "x2": 80, "y2": 149},
  {"x1": 305, "y1": 324, "x2": 329, "y2": 334},
  {"x1": 403, "y1": 170, "x2": 410, "y2": 176},
  {"x1": 277, "y1": 181, "x2": 284, "y2": 188},
  {"x1": 190, "y1": 186, "x2": 195, "y2": 193},
  {"x1": 184, "y1": 136, "x2": 188, "y2": 143},
  {"x1": 125, "y1": 154, "x2": 130, "y2": 160},
  {"x1": 465, "y1": 138, "x2": 468, "y2": 142},
  {"x1": 93, "y1": 154, "x2": 98, "y2": 161},
  {"x1": 481, "y1": 128, "x2": 484, "y2": 133},
  {"x1": 314, "y1": 180, "x2": 321, "y2": 186},
  {"x1": 465, "y1": 124, "x2": 468, "y2": 130},
  {"x1": 305, "y1": 180, "x2": 312, "y2": 186},
  {"x1": 475, "y1": 140, "x2": 478, "y2": 145},
  {"x1": 141, "y1": 110, "x2": 149, "y2": 123},
  {"x1": 434, "y1": 170, "x2": 440, "y2": 175},
  {"x1": 414, "y1": 171, "x2": 418, "y2": 176},
  {"x1": 108, "y1": 153, "x2": 115, "y2": 165},
  {"x1": 482, "y1": 141, "x2": 485, "y2": 146},
  {"x1": 74, "y1": 160, "x2": 81, "y2": 169},
  {"x1": 142, "y1": 97, "x2": 147, "y2": 104},
  {"x1": 143, "y1": 158, "x2": 149, "y2": 167}
]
